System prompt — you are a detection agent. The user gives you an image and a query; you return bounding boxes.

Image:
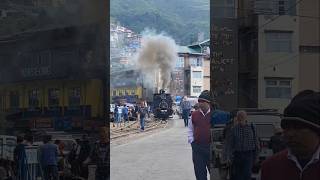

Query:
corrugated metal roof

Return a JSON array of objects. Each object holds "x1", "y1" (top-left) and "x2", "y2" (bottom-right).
[
  {"x1": 177, "y1": 46, "x2": 203, "y2": 55},
  {"x1": 188, "y1": 39, "x2": 210, "y2": 47}
]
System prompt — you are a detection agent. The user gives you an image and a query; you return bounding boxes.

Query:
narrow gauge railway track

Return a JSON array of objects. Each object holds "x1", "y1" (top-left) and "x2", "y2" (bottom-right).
[{"x1": 110, "y1": 118, "x2": 167, "y2": 140}]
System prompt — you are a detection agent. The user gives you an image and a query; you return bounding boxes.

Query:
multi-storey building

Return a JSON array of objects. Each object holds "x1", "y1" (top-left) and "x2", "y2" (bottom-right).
[
  {"x1": 298, "y1": 0, "x2": 320, "y2": 91},
  {"x1": 237, "y1": 0, "x2": 300, "y2": 112},
  {"x1": 0, "y1": 24, "x2": 106, "y2": 133},
  {"x1": 211, "y1": 0, "x2": 306, "y2": 112}
]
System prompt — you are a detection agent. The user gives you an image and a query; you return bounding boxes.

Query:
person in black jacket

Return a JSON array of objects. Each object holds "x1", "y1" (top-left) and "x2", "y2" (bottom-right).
[
  {"x1": 269, "y1": 128, "x2": 287, "y2": 154},
  {"x1": 83, "y1": 127, "x2": 109, "y2": 180},
  {"x1": 78, "y1": 135, "x2": 91, "y2": 179}
]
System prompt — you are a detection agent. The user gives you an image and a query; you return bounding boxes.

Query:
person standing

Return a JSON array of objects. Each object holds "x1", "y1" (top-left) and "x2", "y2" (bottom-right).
[
  {"x1": 54, "y1": 139, "x2": 65, "y2": 175},
  {"x1": 228, "y1": 111, "x2": 259, "y2": 180},
  {"x1": 117, "y1": 105, "x2": 123, "y2": 127},
  {"x1": 181, "y1": 96, "x2": 192, "y2": 127},
  {"x1": 78, "y1": 135, "x2": 91, "y2": 179},
  {"x1": 39, "y1": 135, "x2": 59, "y2": 180},
  {"x1": 83, "y1": 127, "x2": 109, "y2": 180},
  {"x1": 138, "y1": 101, "x2": 147, "y2": 131},
  {"x1": 69, "y1": 139, "x2": 81, "y2": 177},
  {"x1": 188, "y1": 90, "x2": 213, "y2": 180},
  {"x1": 261, "y1": 90, "x2": 320, "y2": 180},
  {"x1": 122, "y1": 105, "x2": 129, "y2": 125},
  {"x1": 13, "y1": 136, "x2": 28, "y2": 180},
  {"x1": 268, "y1": 128, "x2": 287, "y2": 154}
]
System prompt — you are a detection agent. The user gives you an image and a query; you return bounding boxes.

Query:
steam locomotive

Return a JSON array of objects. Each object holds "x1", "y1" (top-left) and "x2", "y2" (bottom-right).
[{"x1": 152, "y1": 89, "x2": 173, "y2": 120}]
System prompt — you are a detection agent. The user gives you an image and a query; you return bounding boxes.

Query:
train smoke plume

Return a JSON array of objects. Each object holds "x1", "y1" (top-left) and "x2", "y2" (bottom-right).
[{"x1": 136, "y1": 32, "x2": 178, "y2": 90}]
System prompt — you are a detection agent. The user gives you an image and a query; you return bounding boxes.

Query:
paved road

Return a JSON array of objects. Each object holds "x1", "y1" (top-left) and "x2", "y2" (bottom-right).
[{"x1": 111, "y1": 116, "x2": 219, "y2": 180}]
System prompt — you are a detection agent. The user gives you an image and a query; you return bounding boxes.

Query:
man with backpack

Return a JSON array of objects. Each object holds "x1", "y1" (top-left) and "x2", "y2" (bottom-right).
[{"x1": 227, "y1": 111, "x2": 259, "y2": 180}]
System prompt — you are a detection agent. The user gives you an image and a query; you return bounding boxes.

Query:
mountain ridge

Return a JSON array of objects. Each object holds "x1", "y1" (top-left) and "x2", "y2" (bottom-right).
[{"x1": 110, "y1": 0, "x2": 209, "y2": 45}]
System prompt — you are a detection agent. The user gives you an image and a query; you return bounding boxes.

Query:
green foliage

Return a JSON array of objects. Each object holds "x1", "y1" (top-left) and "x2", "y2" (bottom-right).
[{"x1": 110, "y1": 0, "x2": 209, "y2": 45}]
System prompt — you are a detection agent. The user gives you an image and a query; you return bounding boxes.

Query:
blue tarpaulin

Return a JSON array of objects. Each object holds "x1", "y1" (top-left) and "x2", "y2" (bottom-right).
[
  {"x1": 211, "y1": 110, "x2": 231, "y2": 125},
  {"x1": 175, "y1": 96, "x2": 182, "y2": 103}
]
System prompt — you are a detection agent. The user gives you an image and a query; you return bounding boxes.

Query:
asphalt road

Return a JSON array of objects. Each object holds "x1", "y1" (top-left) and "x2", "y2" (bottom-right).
[{"x1": 110, "y1": 116, "x2": 219, "y2": 180}]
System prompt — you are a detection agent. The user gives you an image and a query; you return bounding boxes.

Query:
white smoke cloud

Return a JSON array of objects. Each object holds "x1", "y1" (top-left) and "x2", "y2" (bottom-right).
[{"x1": 135, "y1": 30, "x2": 178, "y2": 91}]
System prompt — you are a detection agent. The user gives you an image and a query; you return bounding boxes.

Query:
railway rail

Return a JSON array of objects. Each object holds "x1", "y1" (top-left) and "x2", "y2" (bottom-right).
[{"x1": 110, "y1": 117, "x2": 168, "y2": 140}]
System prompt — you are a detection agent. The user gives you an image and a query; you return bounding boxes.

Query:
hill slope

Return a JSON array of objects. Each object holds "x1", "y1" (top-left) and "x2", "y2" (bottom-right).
[{"x1": 110, "y1": 0, "x2": 209, "y2": 45}]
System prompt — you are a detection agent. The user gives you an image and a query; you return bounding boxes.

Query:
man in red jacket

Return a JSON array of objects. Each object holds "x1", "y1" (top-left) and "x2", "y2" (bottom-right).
[{"x1": 261, "y1": 90, "x2": 320, "y2": 180}]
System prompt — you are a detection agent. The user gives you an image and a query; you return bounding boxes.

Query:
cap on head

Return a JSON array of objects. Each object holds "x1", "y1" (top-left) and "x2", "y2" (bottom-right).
[
  {"x1": 198, "y1": 90, "x2": 211, "y2": 103},
  {"x1": 281, "y1": 90, "x2": 320, "y2": 134}
]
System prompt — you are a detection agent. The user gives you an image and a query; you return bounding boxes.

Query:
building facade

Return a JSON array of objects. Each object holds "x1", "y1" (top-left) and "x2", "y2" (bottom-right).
[
  {"x1": 188, "y1": 40, "x2": 210, "y2": 91},
  {"x1": 257, "y1": 15, "x2": 299, "y2": 111},
  {"x1": 211, "y1": 0, "x2": 302, "y2": 111},
  {"x1": 238, "y1": 0, "x2": 300, "y2": 112},
  {"x1": 298, "y1": 0, "x2": 320, "y2": 91},
  {"x1": 0, "y1": 24, "x2": 106, "y2": 132},
  {"x1": 172, "y1": 46, "x2": 205, "y2": 98}
]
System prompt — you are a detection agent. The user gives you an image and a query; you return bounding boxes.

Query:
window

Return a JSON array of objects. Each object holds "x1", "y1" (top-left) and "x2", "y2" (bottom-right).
[
  {"x1": 300, "y1": 46, "x2": 320, "y2": 53},
  {"x1": 69, "y1": 87, "x2": 80, "y2": 107},
  {"x1": 193, "y1": 86, "x2": 202, "y2": 93},
  {"x1": 29, "y1": 89, "x2": 40, "y2": 108},
  {"x1": 10, "y1": 91, "x2": 19, "y2": 109},
  {"x1": 279, "y1": 6, "x2": 285, "y2": 15},
  {"x1": 113, "y1": 90, "x2": 116, "y2": 96},
  {"x1": 265, "y1": 78, "x2": 292, "y2": 99},
  {"x1": 193, "y1": 71, "x2": 202, "y2": 79},
  {"x1": 131, "y1": 89, "x2": 135, "y2": 95},
  {"x1": 176, "y1": 57, "x2": 184, "y2": 68},
  {"x1": 190, "y1": 57, "x2": 203, "y2": 67},
  {"x1": 48, "y1": 88, "x2": 60, "y2": 107},
  {"x1": 196, "y1": 58, "x2": 203, "y2": 66},
  {"x1": 265, "y1": 31, "x2": 293, "y2": 52}
]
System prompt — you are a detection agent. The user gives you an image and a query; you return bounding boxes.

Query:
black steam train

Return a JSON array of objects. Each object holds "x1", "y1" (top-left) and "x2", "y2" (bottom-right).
[{"x1": 153, "y1": 89, "x2": 173, "y2": 120}]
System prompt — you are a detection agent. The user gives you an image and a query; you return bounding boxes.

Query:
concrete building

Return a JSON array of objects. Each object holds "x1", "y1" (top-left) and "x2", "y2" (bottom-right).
[
  {"x1": 298, "y1": 0, "x2": 320, "y2": 91},
  {"x1": 257, "y1": 16, "x2": 299, "y2": 111},
  {"x1": 203, "y1": 58, "x2": 210, "y2": 91},
  {"x1": 0, "y1": 25, "x2": 106, "y2": 132},
  {"x1": 170, "y1": 46, "x2": 205, "y2": 98},
  {"x1": 210, "y1": 0, "x2": 302, "y2": 111},
  {"x1": 237, "y1": 0, "x2": 300, "y2": 112},
  {"x1": 188, "y1": 40, "x2": 210, "y2": 91},
  {"x1": 189, "y1": 66, "x2": 204, "y2": 97}
]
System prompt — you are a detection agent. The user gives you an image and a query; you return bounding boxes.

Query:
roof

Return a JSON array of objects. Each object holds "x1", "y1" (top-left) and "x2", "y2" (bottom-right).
[
  {"x1": 177, "y1": 46, "x2": 204, "y2": 55},
  {"x1": 188, "y1": 39, "x2": 210, "y2": 48},
  {"x1": 186, "y1": 39, "x2": 210, "y2": 54}
]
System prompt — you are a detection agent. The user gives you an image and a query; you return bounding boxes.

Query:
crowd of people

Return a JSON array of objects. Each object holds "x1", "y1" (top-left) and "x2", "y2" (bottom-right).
[
  {"x1": 185, "y1": 89, "x2": 319, "y2": 180},
  {"x1": 3, "y1": 89, "x2": 319, "y2": 180},
  {"x1": 112, "y1": 101, "x2": 150, "y2": 132},
  {"x1": 10, "y1": 127, "x2": 110, "y2": 180}
]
